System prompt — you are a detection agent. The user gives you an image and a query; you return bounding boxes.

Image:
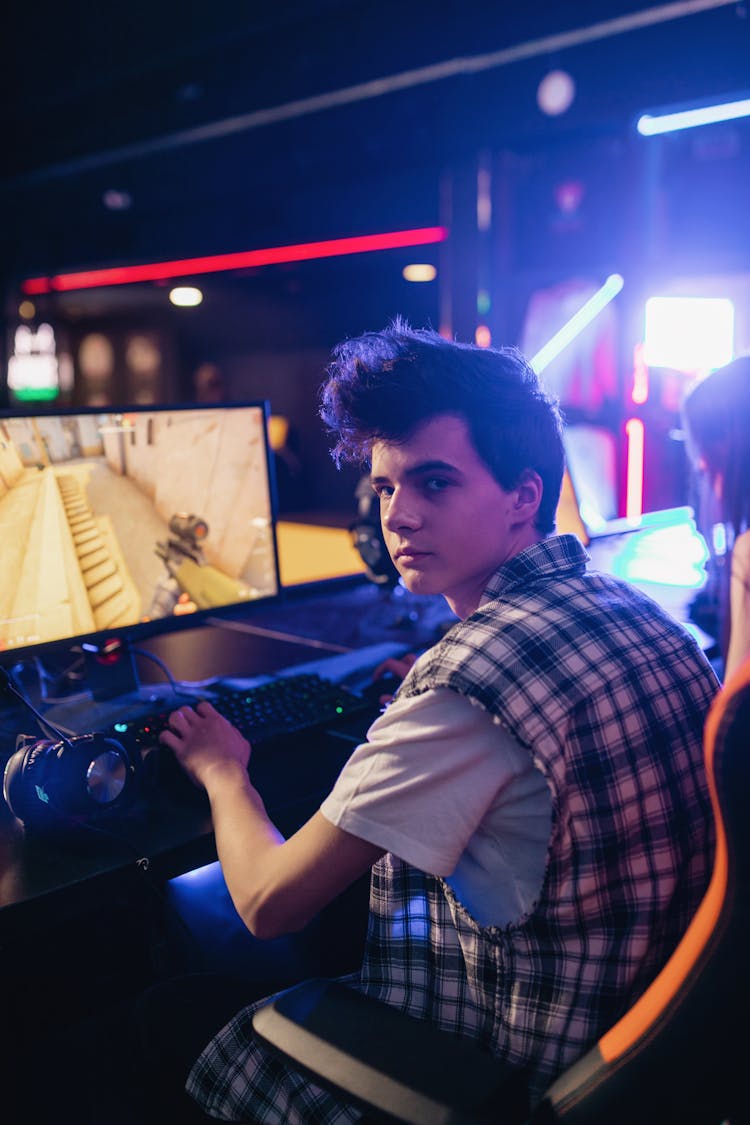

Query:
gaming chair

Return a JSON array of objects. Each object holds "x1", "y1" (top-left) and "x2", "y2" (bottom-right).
[{"x1": 252, "y1": 656, "x2": 750, "y2": 1124}]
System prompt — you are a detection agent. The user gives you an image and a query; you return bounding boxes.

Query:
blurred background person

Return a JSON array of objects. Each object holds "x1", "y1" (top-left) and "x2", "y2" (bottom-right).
[
  {"x1": 682, "y1": 354, "x2": 750, "y2": 681},
  {"x1": 192, "y1": 362, "x2": 226, "y2": 403}
]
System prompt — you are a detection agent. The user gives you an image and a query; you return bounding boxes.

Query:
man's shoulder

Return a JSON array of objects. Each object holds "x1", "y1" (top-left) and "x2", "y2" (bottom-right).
[{"x1": 414, "y1": 563, "x2": 716, "y2": 689}]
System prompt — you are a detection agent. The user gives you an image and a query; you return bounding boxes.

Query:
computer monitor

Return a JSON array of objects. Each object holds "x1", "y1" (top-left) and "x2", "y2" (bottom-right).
[{"x1": 0, "y1": 401, "x2": 280, "y2": 687}]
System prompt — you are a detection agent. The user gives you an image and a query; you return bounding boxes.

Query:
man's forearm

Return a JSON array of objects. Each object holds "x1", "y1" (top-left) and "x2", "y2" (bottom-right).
[
  {"x1": 202, "y1": 760, "x2": 288, "y2": 937},
  {"x1": 198, "y1": 756, "x2": 384, "y2": 942}
]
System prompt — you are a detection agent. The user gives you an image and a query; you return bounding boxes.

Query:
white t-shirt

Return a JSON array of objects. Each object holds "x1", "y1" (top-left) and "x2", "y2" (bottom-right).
[{"x1": 320, "y1": 686, "x2": 552, "y2": 928}]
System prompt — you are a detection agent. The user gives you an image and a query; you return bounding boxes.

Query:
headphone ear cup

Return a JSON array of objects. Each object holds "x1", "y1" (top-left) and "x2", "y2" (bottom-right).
[
  {"x1": 3, "y1": 739, "x2": 55, "y2": 826},
  {"x1": 351, "y1": 522, "x2": 384, "y2": 570},
  {"x1": 83, "y1": 734, "x2": 137, "y2": 809},
  {"x1": 3, "y1": 735, "x2": 137, "y2": 830},
  {"x1": 351, "y1": 477, "x2": 400, "y2": 586},
  {"x1": 350, "y1": 521, "x2": 400, "y2": 585}
]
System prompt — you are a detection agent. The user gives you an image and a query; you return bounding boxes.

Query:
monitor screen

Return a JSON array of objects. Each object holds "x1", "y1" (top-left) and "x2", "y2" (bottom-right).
[{"x1": 0, "y1": 402, "x2": 280, "y2": 664}]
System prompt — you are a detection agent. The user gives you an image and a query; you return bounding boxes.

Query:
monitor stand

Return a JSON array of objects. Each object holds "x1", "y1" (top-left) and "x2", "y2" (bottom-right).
[{"x1": 80, "y1": 638, "x2": 139, "y2": 700}]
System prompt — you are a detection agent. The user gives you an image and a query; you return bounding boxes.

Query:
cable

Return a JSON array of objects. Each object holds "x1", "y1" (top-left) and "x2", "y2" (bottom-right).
[
  {"x1": 36, "y1": 651, "x2": 91, "y2": 704},
  {"x1": 130, "y1": 647, "x2": 205, "y2": 700}
]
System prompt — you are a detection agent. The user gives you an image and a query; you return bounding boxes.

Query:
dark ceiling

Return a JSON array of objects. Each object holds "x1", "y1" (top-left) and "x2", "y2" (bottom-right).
[{"x1": 4, "y1": 0, "x2": 749, "y2": 285}]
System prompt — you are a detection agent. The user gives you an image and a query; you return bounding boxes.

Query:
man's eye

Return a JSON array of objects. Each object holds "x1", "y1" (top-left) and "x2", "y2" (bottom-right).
[
  {"x1": 425, "y1": 477, "x2": 450, "y2": 493},
  {"x1": 373, "y1": 485, "x2": 393, "y2": 499}
]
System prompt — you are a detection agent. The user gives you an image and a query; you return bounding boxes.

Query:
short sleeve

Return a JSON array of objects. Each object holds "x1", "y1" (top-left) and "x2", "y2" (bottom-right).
[{"x1": 320, "y1": 686, "x2": 537, "y2": 876}]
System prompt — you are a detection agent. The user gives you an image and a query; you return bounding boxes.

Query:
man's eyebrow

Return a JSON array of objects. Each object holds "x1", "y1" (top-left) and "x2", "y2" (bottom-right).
[{"x1": 370, "y1": 459, "x2": 462, "y2": 484}]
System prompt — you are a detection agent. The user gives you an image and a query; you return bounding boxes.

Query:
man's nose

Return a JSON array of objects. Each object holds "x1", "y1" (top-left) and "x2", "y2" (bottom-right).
[{"x1": 382, "y1": 488, "x2": 421, "y2": 532}]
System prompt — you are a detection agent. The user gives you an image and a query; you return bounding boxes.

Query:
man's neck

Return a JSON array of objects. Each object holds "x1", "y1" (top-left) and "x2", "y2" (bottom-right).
[{"x1": 445, "y1": 532, "x2": 547, "y2": 619}]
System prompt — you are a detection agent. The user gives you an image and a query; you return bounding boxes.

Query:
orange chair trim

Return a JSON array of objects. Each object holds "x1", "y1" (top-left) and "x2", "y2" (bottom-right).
[{"x1": 599, "y1": 657, "x2": 750, "y2": 1063}]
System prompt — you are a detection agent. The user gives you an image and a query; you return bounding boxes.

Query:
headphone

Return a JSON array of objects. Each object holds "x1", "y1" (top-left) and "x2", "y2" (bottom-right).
[
  {"x1": 350, "y1": 475, "x2": 400, "y2": 587},
  {"x1": 1, "y1": 669, "x2": 139, "y2": 832}
]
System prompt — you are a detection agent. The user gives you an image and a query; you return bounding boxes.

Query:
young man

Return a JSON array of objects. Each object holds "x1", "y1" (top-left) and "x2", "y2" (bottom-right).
[{"x1": 162, "y1": 321, "x2": 717, "y2": 1122}]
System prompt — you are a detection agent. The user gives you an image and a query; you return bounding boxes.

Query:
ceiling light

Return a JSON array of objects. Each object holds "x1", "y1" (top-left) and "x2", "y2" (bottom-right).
[
  {"x1": 537, "y1": 70, "x2": 576, "y2": 116},
  {"x1": 169, "y1": 286, "x2": 203, "y2": 307},
  {"x1": 402, "y1": 263, "x2": 437, "y2": 282},
  {"x1": 102, "y1": 189, "x2": 133, "y2": 211}
]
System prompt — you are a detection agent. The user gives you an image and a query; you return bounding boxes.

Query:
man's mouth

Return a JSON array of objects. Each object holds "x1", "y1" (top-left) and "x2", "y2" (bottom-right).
[{"x1": 395, "y1": 548, "x2": 430, "y2": 564}]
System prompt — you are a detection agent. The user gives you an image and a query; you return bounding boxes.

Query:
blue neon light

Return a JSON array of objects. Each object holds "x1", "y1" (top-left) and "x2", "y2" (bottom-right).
[
  {"x1": 637, "y1": 97, "x2": 750, "y2": 136},
  {"x1": 531, "y1": 274, "x2": 624, "y2": 374}
]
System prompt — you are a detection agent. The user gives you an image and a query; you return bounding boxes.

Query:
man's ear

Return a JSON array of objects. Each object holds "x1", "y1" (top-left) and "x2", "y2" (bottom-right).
[{"x1": 513, "y1": 470, "x2": 543, "y2": 523}]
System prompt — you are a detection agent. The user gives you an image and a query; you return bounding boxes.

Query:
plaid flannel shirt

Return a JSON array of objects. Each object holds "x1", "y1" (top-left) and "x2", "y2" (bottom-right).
[{"x1": 187, "y1": 535, "x2": 717, "y2": 1121}]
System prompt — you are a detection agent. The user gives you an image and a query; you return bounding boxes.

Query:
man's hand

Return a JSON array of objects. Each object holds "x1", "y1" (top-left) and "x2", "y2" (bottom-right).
[
  {"x1": 159, "y1": 701, "x2": 384, "y2": 941},
  {"x1": 159, "y1": 700, "x2": 250, "y2": 790},
  {"x1": 370, "y1": 652, "x2": 418, "y2": 704}
]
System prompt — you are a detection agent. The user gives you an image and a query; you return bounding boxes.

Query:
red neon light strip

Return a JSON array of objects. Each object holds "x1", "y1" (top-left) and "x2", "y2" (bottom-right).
[
  {"x1": 625, "y1": 417, "x2": 645, "y2": 520},
  {"x1": 22, "y1": 227, "x2": 449, "y2": 295}
]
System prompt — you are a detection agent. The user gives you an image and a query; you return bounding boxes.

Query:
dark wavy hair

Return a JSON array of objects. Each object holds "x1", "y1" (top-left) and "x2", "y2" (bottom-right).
[
  {"x1": 682, "y1": 354, "x2": 750, "y2": 668},
  {"x1": 319, "y1": 318, "x2": 564, "y2": 535},
  {"x1": 682, "y1": 354, "x2": 750, "y2": 541}
]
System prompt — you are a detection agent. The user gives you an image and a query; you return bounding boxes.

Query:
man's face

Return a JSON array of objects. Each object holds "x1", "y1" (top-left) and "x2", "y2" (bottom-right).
[{"x1": 370, "y1": 413, "x2": 542, "y2": 618}]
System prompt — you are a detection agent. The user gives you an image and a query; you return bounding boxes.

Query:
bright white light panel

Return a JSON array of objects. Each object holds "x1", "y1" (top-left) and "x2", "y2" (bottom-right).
[{"x1": 643, "y1": 296, "x2": 734, "y2": 373}]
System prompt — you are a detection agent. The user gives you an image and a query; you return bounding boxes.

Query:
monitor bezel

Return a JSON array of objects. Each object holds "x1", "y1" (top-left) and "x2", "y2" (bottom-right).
[{"x1": 0, "y1": 399, "x2": 281, "y2": 674}]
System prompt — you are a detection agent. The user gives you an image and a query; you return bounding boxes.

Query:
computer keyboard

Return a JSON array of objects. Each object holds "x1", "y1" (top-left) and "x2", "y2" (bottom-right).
[{"x1": 105, "y1": 672, "x2": 376, "y2": 758}]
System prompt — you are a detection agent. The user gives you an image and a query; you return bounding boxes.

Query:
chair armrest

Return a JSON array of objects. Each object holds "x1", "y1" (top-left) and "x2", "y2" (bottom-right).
[{"x1": 252, "y1": 978, "x2": 530, "y2": 1124}]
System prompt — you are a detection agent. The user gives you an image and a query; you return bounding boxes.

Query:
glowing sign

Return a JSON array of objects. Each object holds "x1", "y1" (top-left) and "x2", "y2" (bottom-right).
[{"x1": 7, "y1": 323, "x2": 60, "y2": 401}]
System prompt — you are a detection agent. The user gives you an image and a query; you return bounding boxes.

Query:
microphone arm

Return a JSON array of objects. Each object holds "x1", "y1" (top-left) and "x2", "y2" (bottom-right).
[{"x1": 0, "y1": 666, "x2": 74, "y2": 747}]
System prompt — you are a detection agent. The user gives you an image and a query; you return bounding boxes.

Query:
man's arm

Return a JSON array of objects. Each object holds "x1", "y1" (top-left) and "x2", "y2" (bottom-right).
[{"x1": 160, "y1": 701, "x2": 384, "y2": 940}]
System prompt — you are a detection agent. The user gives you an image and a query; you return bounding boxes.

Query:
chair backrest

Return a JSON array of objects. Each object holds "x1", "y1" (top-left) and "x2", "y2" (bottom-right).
[{"x1": 536, "y1": 656, "x2": 750, "y2": 1124}]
